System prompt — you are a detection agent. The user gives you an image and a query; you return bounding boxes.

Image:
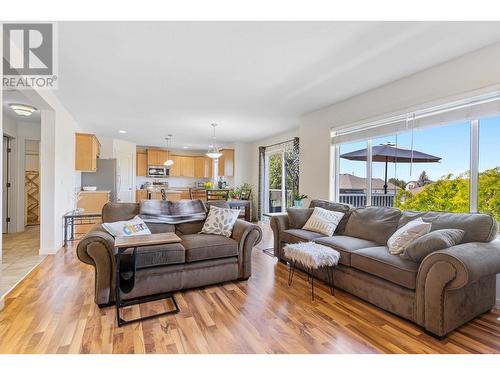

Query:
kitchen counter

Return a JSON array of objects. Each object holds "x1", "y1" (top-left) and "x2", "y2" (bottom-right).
[{"x1": 80, "y1": 190, "x2": 111, "y2": 194}]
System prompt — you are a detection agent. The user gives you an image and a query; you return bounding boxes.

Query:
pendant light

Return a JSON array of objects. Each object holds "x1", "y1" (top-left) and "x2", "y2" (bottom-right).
[
  {"x1": 163, "y1": 134, "x2": 174, "y2": 167},
  {"x1": 206, "y1": 123, "x2": 223, "y2": 159}
]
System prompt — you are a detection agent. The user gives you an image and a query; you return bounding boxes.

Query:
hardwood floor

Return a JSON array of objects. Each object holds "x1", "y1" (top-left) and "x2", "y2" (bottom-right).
[
  {"x1": 0, "y1": 224, "x2": 499, "y2": 354},
  {"x1": 1, "y1": 226, "x2": 45, "y2": 299}
]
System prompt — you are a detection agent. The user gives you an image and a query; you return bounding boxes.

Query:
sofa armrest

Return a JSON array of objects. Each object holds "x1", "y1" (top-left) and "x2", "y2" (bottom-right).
[
  {"x1": 231, "y1": 219, "x2": 262, "y2": 279},
  {"x1": 269, "y1": 214, "x2": 289, "y2": 259},
  {"x1": 416, "y1": 240, "x2": 500, "y2": 335},
  {"x1": 76, "y1": 224, "x2": 117, "y2": 305}
]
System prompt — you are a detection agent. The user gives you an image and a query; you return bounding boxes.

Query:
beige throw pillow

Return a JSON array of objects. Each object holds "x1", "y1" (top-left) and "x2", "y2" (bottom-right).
[
  {"x1": 302, "y1": 207, "x2": 344, "y2": 236},
  {"x1": 387, "y1": 218, "x2": 432, "y2": 255},
  {"x1": 200, "y1": 205, "x2": 240, "y2": 237}
]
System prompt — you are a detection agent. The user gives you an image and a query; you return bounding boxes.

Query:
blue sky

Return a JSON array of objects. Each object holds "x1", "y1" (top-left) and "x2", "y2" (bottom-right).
[{"x1": 339, "y1": 116, "x2": 500, "y2": 183}]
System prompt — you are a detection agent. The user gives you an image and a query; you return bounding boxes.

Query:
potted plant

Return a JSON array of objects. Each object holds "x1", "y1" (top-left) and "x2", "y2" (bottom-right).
[{"x1": 293, "y1": 193, "x2": 308, "y2": 208}]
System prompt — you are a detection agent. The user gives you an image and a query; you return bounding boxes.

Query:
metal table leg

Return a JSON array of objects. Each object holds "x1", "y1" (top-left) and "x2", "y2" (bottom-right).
[{"x1": 115, "y1": 246, "x2": 180, "y2": 327}]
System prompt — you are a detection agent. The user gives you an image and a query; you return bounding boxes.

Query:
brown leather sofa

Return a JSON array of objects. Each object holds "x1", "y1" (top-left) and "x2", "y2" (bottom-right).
[
  {"x1": 271, "y1": 199, "x2": 500, "y2": 337},
  {"x1": 77, "y1": 202, "x2": 262, "y2": 307}
]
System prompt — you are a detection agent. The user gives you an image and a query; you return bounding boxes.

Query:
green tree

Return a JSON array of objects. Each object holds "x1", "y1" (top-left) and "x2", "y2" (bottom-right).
[
  {"x1": 395, "y1": 167, "x2": 500, "y2": 222},
  {"x1": 417, "y1": 170, "x2": 431, "y2": 187},
  {"x1": 268, "y1": 154, "x2": 282, "y2": 189},
  {"x1": 388, "y1": 177, "x2": 407, "y2": 189}
]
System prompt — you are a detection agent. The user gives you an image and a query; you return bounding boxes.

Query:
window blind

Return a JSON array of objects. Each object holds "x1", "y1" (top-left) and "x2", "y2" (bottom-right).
[{"x1": 331, "y1": 92, "x2": 500, "y2": 144}]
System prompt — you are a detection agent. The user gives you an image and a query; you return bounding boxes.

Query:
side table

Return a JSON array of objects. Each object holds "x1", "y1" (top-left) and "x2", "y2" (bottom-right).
[{"x1": 114, "y1": 232, "x2": 182, "y2": 326}]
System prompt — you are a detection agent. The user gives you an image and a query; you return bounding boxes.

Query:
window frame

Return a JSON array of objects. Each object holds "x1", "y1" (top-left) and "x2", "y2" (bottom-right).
[{"x1": 331, "y1": 118, "x2": 486, "y2": 213}]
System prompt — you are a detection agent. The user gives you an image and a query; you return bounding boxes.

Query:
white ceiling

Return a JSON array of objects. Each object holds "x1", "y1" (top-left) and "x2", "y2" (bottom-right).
[{"x1": 52, "y1": 21, "x2": 500, "y2": 149}]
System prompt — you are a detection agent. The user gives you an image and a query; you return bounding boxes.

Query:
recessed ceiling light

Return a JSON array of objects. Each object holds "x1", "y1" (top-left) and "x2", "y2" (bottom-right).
[
  {"x1": 9, "y1": 103, "x2": 37, "y2": 117},
  {"x1": 183, "y1": 146, "x2": 189, "y2": 149},
  {"x1": 118, "y1": 130, "x2": 127, "y2": 134}
]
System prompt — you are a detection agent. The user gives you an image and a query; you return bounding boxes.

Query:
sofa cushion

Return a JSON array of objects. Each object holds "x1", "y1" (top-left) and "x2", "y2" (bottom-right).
[
  {"x1": 351, "y1": 246, "x2": 420, "y2": 289},
  {"x1": 309, "y1": 200, "x2": 353, "y2": 234},
  {"x1": 147, "y1": 222, "x2": 176, "y2": 234},
  {"x1": 181, "y1": 233, "x2": 239, "y2": 262},
  {"x1": 344, "y1": 206, "x2": 402, "y2": 244},
  {"x1": 398, "y1": 211, "x2": 498, "y2": 243},
  {"x1": 134, "y1": 243, "x2": 186, "y2": 269},
  {"x1": 287, "y1": 208, "x2": 314, "y2": 229},
  {"x1": 281, "y1": 229, "x2": 324, "y2": 244},
  {"x1": 402, "y1": 229, "x2": 465, "y2": 262},
  {"x1": 303, "y1": 207, "x2": 345, "y2": 236},
  {"x1": 314, "y1": 235, "x2": 378, "y2": 266},
  {"x1": 387, "y1": 218, "x2": 431, "y2": 255},
  {"x1": 175, "y1": 220, "x2": 205, "y2": 235}
]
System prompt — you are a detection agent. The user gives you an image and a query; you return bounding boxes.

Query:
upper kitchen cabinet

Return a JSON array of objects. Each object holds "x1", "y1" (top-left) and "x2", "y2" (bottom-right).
[
  {"x1": 168, "y1": 155, "x2": 182, "y2": 176},
  {"x1": 136, "y1": 150, "x2": 147, "y2": 176},
  {"x1": 75, "y1": 133, "x2": 101, "y2": 172},
  {"x1": 180, "y1": 156, "x2": 195, "y2": 177},
  {"x1": 217, "y1": 149, "x2": 234, "y2": 177},
  {"x1": 168, "y1": 155, "x2": 197, "y2": 177},
  {"x1": 194, "y1": 156, "x2": 213, "y2": 178},
  {"x1": 147, "y1": 149, "x2": 169, "y2": 165}
]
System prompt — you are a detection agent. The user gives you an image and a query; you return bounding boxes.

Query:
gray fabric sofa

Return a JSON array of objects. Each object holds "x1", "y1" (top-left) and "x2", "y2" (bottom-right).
[
  {"x1": 77, "y1": 202, "x2": 262, "y2": 306},
  {"x1": 270, "y1": 199, "x2": 500, "y2": 337}
]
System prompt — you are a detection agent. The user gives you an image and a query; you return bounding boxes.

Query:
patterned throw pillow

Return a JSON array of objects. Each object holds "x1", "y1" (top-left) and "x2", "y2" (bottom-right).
[
  {"x1": 302, "y1": 207, "x2": 344, "y2": 236},
  {"x1": 200, "y1": 205, "x2": 240, "y2": 237},
  {"x1": 102, "y1": 215, "x2": 151, "y2": 237},
  {"x1": 387, "y1": 218, "x2": 432, "y2": 255}
]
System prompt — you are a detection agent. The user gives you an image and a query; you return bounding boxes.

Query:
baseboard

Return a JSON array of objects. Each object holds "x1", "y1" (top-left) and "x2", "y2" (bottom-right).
[
  {"x1": 495, "y1": 298, "x2": 500, "y2": 310},
  {"x1": 0, "y1": 296, "x2": 4, "y2": 311}
]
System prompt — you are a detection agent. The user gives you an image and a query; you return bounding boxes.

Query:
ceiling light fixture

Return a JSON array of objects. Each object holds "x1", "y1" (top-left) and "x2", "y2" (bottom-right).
[
  {"x1": 206, "y1": 123, "x2": 223, "y2": 159},
  {"x1": 9, "y1": 103, "x2": 37, "y2": 117},
  {"x1": 164, "y1": 135, "x2": 174, "y2": 167},
  {"x1": 118, "y1": 130, "x2": 127, "y2": 134}
]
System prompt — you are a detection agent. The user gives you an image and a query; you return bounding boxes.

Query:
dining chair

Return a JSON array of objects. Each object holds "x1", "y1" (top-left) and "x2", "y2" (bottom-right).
[
  {"x1": 160, "y1": 189, "x2": 167, "y2": 200},
  {"x1": 189, "y1": 188, "x2": 208, "y2": 201},
  {"x1": 207, "y1": 189, "x2": 229, "y2": 201},
  {"x1": 240, "y1": 188, "x2": 252, "y2": 201}
]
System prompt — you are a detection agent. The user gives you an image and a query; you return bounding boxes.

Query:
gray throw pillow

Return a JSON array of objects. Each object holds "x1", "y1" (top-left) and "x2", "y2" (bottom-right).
[
  {"x1": 287, "y1": 208, "x2": 314, "y2": 229},
  {"x1": 402, "y1": 229, "x2": 465, "y2": 262}
]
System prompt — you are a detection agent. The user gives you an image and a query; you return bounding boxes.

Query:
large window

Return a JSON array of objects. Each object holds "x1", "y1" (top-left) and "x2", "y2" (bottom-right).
[
  {"x1": 478, "y1": 117, "x2": 500, "y2": 222},
  {"x1": 338, "y1": 140, "x2": 367, "y2": 207},
  {"x1": 393, "y1": 121, "x2": 470, "y2": 213},
  {"x1": 333, "y1": 105, "x2": 500, "y2": 220}
]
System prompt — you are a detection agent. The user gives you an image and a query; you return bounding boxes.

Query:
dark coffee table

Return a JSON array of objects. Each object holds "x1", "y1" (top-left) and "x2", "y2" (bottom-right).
[{"x1": 114, "y1": 232, "x2": 182, "y2": 326}]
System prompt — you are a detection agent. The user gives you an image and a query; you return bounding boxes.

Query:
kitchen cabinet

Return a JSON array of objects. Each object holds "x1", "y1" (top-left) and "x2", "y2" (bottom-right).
[
  {"x1": 146, "y1": 190, "x2": 182, "y2": 201},
  {"x1": 217, "y1": 149, "x2": 234, "y2": 177},
  {"x1": 180, "y1": 156, "x2": 195, "y2": 177},
  {"x1": 77, "y1": 191, "x2": 110, "y2": 214},
  {"x1": 180, "y1": 190, "x2": 190, "y2": 200},
  {"x1": 194, "y1": 156, "x2": 213, "y2": 178},
  {"x1": 136, "y1": 189, "x2": 148, "y2": 203},
  {"x1": 75, "y1": 133, "x2": 101, "y2": 172},
  {"x1": 147, "y1": 149, "x2": 169, "y2": 165},
  {"x1": 169, "y1": 155, "x2": 196, "y2": 177},
  {"x1": 169, "y1": 155, "x2": 182, "y2": 176},
  {"x1": 136, "y1": 151, "x2": 147, "y2": 176}
]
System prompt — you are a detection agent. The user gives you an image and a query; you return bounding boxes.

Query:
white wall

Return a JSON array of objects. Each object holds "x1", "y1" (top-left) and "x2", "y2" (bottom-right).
[{"x1": 22, "y1": 89, "x2": 82, "y2": 254}]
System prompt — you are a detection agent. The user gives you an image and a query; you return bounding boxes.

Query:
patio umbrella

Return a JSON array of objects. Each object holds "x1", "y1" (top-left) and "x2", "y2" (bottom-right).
[{"x1": 339, "y1": 143, "x2": 441, "y2": 194}]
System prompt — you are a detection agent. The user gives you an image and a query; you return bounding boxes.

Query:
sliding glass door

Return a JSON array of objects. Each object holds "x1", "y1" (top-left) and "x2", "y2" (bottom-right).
[{"x1": 264, "y1": 150, "x2": 286, "y2": 213}]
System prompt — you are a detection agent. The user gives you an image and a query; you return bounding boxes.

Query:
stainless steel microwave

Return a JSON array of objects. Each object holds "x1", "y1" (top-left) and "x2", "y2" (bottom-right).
[{"x1": 147, "y1": 166, "x2": 169, "y2": 177}]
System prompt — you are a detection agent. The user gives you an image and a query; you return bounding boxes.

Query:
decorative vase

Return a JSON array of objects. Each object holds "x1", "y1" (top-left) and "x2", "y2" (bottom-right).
[{"x1": 294, "y1": 200, "x2": 303, "y2": 208}]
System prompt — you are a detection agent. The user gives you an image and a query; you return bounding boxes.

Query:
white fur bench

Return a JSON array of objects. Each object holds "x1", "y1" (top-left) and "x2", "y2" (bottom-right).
[{"x1": 284, "y1": 241, "x2": 340, "y2": 301}]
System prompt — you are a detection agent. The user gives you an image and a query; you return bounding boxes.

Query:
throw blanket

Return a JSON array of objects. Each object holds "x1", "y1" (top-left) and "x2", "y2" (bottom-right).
[{"x1": 138, "y1": 199, "x2": 207, "y2": 224}]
